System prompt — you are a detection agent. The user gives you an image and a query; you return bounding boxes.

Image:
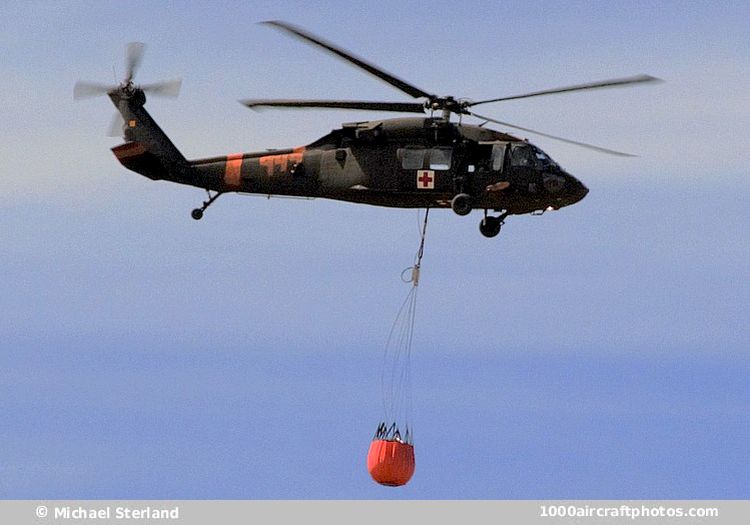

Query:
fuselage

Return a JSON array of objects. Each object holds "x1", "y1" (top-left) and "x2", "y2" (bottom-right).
[
  {"x1": 108, "y1": 88, "x2": 587, "y2": 218},
  {"x1": 168, "y1": 117, "x2": 588, "y2": 215}
]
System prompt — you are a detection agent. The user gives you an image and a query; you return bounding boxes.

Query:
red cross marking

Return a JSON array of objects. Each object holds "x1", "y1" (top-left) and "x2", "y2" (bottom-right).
[{"x1": 418, "y1": 171, "x2": 433, "y2": 187}]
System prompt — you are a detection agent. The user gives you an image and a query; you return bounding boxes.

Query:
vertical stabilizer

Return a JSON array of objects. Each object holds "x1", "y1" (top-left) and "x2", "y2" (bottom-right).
[{"x1": 108, "y1": 88, "x2": 193, "y2": 183}]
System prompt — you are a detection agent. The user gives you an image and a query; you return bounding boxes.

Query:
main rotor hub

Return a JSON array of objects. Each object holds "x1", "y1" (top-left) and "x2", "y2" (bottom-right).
[{"x1": 426, "y1": 96, "x2": 460, "y2": 111}]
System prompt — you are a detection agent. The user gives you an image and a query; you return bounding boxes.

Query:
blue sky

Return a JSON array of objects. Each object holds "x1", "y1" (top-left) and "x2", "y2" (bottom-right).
[{"x1": 0, "y1": 1, "x2": 748, "y2": 498}]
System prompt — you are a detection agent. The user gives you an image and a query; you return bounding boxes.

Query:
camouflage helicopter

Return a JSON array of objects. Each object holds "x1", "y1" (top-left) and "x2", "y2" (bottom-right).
[{"x1": 75, "y1": 21, "x2": 659, "y2": 238}]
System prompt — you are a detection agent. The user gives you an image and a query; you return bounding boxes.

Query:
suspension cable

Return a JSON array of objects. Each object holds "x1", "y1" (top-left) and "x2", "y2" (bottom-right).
[{"x1": 381, "y1": 208, "x2": 430, "y2": 441}]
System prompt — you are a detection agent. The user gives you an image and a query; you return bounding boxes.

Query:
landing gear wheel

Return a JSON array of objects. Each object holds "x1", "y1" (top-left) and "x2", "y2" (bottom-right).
[
  {"x1": 191, "y1": 190, "x2": 222, "y2": 220},
  {"x1": 479, "y1": 216, "x2": 502, "y2": 238},
  {"x1": 451, "y1": 193, "x2": 473, "y2": 216}
]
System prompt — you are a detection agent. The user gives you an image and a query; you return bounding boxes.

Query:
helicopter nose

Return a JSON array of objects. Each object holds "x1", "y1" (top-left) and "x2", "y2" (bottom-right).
[
  {"x1": 579, "y1": 181, "x2": 589, "y2": 199},
  {"x1": 568, "y1": 176, "x2": 588, "y2": 203}
]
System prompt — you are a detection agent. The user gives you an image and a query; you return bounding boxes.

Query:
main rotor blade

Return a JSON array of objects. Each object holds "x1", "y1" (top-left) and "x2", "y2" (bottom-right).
[
  {"x1": 468, "y1": 74, "x2": 662, "y2": 107},
  {"x1": 469, "y1": 111, "x2": 636, "y2": 157},
  {"x1": 140, "y1": 78, "x2": 182, "y2": 98},
  {"x1": 263, "y1": 21, "x2": 433, "y2": 100},
  {"x1": 74, "y1": 81, "x2": 116, "y2": 100},
  {"x1": 125, "y1": 42, "x2": 145, "y2": 83},
  {"x1": 241, "y1": 99, "x2": 426, "y2": 113}
]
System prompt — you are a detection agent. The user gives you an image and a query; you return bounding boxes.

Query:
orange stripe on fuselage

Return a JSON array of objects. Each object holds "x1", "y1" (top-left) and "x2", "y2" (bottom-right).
[
  {"x1": 224, "y1": 153, "x2": 243, "y2": 188},
  {"x1": 258, "y1": 146, "x2": 305, "y2": 177}
]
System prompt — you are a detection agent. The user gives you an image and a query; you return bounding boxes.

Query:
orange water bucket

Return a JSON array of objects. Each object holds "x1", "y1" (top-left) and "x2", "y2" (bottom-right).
[{"x1": 366, "y1": 439, "x2": 415, "y2": 487}]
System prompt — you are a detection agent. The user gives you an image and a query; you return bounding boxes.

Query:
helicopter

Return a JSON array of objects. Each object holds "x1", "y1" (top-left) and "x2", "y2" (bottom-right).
[{"x1": 74, "y1": 21, "x2": 660, "y2": 238}]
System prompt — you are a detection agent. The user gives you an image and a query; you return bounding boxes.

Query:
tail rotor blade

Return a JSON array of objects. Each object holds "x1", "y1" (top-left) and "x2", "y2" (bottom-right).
[
  {"x1": 74, "y1": 81, "x2": 116, "y2": 100},
  {"x1": 107, "y1": 112, "x2": 125, "y2": 137},
  {"x1": 140, "y1": 78, "x2": 182, "y2": 98},
  {"x1": 125, "y1": 42, "x2": 145, "y2": 83}
]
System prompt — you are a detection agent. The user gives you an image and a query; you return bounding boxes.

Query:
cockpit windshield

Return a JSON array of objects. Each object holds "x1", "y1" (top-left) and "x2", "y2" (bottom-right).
[
  {"x1": 531, "y1": 145, "x2": 557, "y2": 168},
  {"x1": 510, "y1": 144, "x2": 558, "y2": 169}
]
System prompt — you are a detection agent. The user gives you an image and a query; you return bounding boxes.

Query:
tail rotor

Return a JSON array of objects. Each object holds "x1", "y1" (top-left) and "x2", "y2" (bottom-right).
[{"x1": 74, "y1": 42, "x2": 182, "y2": 101}]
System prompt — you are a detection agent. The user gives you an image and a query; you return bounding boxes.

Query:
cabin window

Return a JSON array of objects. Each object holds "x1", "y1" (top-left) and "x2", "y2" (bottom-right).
[
  {"x1": 491, "y1": 143, "x2": 506, "y2": 171},
  {"x1": 399, "y1": 147, "x2": 426, "y2": 169},
  {"x1": 428, "y1": 147, "x2": 452, "y2": 170}
]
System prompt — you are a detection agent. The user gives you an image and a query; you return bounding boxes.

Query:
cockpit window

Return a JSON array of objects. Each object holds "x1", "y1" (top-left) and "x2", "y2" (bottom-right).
[
  {"x1": 399, "y1": 147, "x2": 426, "y2": 169},
  {"x1": 429, "y1": 147, "x2": 452, "y2": 170},
  {"x1": 510, "y1": 144, "x2": 535, "y2": 167}
]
